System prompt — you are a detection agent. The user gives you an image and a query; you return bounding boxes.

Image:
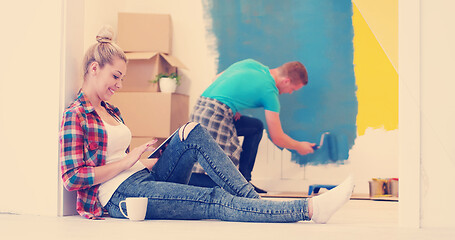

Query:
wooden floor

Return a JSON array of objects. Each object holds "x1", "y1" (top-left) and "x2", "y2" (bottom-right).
[
  {"x1": 1, "y1": 199, "x2": 454, "y2": 240},
  {"x1": 260, "y1": 192, "x2": 399, "y2": 201}
]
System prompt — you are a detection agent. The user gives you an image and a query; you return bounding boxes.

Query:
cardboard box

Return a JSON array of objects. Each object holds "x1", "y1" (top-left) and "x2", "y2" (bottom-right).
[
  {"x1": 120, "y1": 52, "x2": 187, "y2": 92},
  {"x1": 118, "y1": 13, "x2": 172, "y2": 53},
  {"x1": 117, "y1": 13, "x2": 187, "y2": 92},
  {"x1": 110, "y1": 92, "x2": 189, "y2": 138}
]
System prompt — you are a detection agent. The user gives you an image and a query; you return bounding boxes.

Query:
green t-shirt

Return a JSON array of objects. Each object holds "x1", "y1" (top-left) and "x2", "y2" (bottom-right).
[{"x1": 202, "y1": 59, "x2": 280, "y2": 115}]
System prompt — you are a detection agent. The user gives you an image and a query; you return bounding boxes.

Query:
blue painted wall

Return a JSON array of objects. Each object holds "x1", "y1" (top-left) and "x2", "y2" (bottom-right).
[{"x1": 203, "y1": 0, "x2": 357, "y2": 165}]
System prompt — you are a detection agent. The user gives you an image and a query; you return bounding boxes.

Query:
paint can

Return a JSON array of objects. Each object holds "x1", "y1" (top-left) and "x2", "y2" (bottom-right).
[
  {"x1": 369, "y1": 178, "x2": 399, "y2": 198},
  {"x1": 369, "y1": 178, "x2": 391, "y2": 197},
  {"x1": 389, "y1": 178, "x2": 399, "y2": 197}
]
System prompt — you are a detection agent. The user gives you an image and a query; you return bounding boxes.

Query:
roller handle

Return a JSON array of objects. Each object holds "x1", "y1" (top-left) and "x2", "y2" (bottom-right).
[{"x1": 312, "y1": 132, "x2": 330, "y2": 150}]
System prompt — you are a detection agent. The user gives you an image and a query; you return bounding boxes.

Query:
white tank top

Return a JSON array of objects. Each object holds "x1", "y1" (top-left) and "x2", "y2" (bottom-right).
[{"x1": 98, "y1": 119, "x2": 146, "y2": 207}]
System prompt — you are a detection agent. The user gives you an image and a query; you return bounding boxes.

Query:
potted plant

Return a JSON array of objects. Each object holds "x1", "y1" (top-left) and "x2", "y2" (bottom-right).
[{"x1": 152, "y1": 72, "x2": 181, "y2": 93}]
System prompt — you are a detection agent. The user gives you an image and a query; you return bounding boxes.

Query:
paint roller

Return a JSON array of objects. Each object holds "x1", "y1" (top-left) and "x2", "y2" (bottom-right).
[
  {"x1": 312, "y1": 132, "x2": 330, "y2": 150},
  {"x1": 312, "y1": 132, "x2": 339, "y2": 161}
]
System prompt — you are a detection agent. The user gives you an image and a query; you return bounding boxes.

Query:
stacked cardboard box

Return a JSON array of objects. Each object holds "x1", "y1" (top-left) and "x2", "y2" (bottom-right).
[
  {"x1": 117, "y1": 12, "x2": 187, "y2": 91},
  {"x1": 110, "y1": 13, "x2": 189, "y2": 150}
]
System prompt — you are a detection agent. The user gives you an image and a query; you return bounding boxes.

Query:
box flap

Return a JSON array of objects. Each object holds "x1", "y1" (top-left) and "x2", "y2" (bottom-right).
[
  {"x1": 125, "y1": 52, "x2": 159, "y2": 60},
  {"x1": 160, "y1": 53, "x2": 188, "y2": 70}
]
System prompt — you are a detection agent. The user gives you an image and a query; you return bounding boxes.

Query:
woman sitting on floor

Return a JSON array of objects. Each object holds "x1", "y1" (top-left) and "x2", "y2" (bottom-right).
[{"x1": 59, "y1": 26, "x2": 354, "y2": 223}]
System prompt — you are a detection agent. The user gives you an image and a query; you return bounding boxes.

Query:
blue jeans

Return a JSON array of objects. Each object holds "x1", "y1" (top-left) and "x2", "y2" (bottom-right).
[
  {"x1": 189, "y1": 115, "x2": 264, "y2": 186},
  {"x1": 105, "y1": 124, "x2": 309, "y2": 222}
]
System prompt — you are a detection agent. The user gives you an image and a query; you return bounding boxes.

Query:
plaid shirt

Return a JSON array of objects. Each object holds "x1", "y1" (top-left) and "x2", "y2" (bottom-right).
[{"x1": 59, "y1": 91, "x2": 124, "y2": 219}]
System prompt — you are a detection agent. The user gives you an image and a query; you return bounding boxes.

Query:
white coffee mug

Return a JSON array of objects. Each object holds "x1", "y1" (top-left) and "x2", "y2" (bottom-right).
[{"x1": 119, "y1": 197, "x2": 148, "y2": 221}]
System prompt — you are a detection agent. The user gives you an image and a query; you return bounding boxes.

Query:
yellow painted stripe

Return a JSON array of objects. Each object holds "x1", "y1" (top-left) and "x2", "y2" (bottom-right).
[
  {"x1": 352, "y1": 0, "x2": 398, "y2": 71},
  {"x1": 353, "y1": 3, "x2": 398, "y2": 135}
]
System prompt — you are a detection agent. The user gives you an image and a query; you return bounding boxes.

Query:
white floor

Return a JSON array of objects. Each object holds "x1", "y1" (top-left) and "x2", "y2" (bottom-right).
[{"x1": 1, "y1": 199, "x2": 454, "y2": 240}]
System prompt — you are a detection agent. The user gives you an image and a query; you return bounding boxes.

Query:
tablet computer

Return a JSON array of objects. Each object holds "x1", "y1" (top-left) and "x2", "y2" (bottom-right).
[{"x1": 148, "y1": 128, "x2": 179, "y2": 159}]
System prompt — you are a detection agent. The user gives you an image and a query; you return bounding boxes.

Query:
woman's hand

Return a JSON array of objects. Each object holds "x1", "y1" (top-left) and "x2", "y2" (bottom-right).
[
  {"x1": 139, "y1": 158, "x2": 159, "y2": 170},
  {"x1": 93, "y1": 139, "x2": 157, "y2": 185},
  {"x1": 123, "y1": 139, "x2": 157, "y2": 169}
]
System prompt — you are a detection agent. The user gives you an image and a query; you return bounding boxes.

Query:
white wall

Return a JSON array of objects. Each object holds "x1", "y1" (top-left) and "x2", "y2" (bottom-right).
[
  {"x1": 399, "y1": 0, "x2": 455, "y2": 229},
  {"x1": 59, "y1": 0, "x2": 85, "y2": 216},
  {"x1": 0, "y1": 0, "x2": 63, "y2": 216},
  {"x1": 398, "y1": 0, "x2": 421, "y2": 228},
  {"x1": 419, "y1": 0, "x2": 455, "y2": 229}
]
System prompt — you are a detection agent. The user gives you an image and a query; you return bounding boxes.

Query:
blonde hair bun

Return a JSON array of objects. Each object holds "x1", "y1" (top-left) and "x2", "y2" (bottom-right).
[
  {"x1": 96, "y1": 25, "x2": 115, "y2": 43},
  {"x1": 82, "y1": 25, "x2": 127, "y2": 78}
]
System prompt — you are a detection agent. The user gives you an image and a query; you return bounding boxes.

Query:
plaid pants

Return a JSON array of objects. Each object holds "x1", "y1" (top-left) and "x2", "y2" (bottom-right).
[{"x1": 190, "y1": 97, "x2": 242, "y2": 173}]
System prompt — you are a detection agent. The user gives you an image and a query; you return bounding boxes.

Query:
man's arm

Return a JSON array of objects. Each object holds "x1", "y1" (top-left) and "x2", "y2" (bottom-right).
[{"x1": 264, "y1": 110, "x2": 315, "y2": 155}]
